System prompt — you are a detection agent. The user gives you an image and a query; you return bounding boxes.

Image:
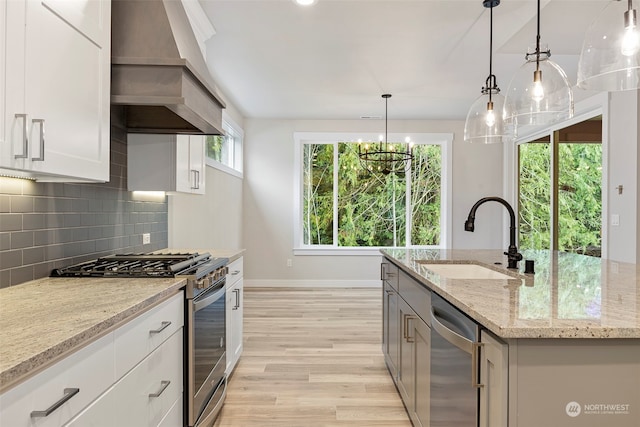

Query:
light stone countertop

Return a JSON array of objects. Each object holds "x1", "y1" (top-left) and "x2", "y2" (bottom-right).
[
  {"x1": 0, "y1": 248, "x2": 244, "y2": 392},
  {"x1": 382, "y1": 249, "x2": 640, "y2": 339}
]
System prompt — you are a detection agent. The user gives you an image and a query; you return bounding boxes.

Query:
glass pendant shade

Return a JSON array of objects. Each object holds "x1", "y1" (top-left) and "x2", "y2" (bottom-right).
[
  {"x1": 464, "y1": 90, "x2": 508, "y2": 144},
  {"x1": 577, "y1": 0, "x2": 640, "y2": 91},
  {"x1": 503, "y1": 50, "x2": 574, "y2": 137}
]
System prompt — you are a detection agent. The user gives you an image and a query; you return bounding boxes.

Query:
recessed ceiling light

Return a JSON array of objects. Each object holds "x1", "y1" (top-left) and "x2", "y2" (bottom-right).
[{"x1": 294, "y1": 0, "x2": 317, "y2": 6}]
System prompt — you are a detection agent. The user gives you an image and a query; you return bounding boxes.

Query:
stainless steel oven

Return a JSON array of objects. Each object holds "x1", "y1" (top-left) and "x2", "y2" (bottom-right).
[{"x1": 187, "y1": 277, "x2": 227, "y2": 427}]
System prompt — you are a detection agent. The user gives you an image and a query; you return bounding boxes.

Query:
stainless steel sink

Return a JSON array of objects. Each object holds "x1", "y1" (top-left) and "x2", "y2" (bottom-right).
[{"x1": 417, "y1": 263, "x2": 514, "y2": 280}]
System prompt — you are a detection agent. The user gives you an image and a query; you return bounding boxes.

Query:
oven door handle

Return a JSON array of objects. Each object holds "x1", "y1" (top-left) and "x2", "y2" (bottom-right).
[{"x1": 193, "y1": 286, "x2": 225, "y2": 311}]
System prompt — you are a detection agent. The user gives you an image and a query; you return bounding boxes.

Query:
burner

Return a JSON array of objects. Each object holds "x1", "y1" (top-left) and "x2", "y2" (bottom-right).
[{"x1": 51, "y1": 252, "x2": 213, "y2": 278}]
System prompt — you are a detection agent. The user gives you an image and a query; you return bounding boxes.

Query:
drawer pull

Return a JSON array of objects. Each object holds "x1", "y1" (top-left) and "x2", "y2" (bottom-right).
[
  {"x1": 231, "y1": 270, "x2": 240, "y2": 275},
  {"x1": 30, "y1": 388, "x2": 79, "y2": 418},
  {"x1": 149, "y1": 380, "x2": 171, "y2": 398},
  {"x1": 149, "y1": 321, "x2": 171, "y2": 334}
]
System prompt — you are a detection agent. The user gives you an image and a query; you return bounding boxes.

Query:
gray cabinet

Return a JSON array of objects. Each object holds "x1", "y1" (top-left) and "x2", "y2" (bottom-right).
[
  {"x1": 479, "y1": 330, "x2": 508, "y2": 427},
  {"x1": 382, "y1": 258, "x2": 431, "y2": 427},
  {"x1": 381, "y1": 259, "x2": 399, "y2": 378}
]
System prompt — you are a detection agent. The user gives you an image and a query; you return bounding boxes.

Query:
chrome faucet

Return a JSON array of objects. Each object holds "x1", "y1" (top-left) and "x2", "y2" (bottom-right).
[{"x1": 464, "y1": 196, "x2": 523, "y2": 269}]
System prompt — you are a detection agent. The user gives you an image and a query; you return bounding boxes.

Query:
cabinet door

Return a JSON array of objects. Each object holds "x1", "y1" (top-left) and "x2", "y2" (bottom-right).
[
  {"x1": 0, "y1": 0, "x2": 26, "y2": 170},
  {"x1": 479, "y1": 330, "x2": 508, "y2": 427},
  {"x1": 175, "y1": 135, "x2": 205, "y2": 194},
  {"x1": 397, "y1": 298, "x2": 415, "y2": 406},
  {"x1": 23, "y1": 0, "x2": 109, "y2": 181},
  {"x1": 412, "y1": 316, "x2": 430, "y2": 427},
  {"x1": 189, "y1": 135, "x2": 206, "y2": 194},
  {"x1": 226, "y1": 276, "x2": 244, "y2": 374},
  {"x1": 382, "y1": 282, "x2": 399, "y2": 379}
]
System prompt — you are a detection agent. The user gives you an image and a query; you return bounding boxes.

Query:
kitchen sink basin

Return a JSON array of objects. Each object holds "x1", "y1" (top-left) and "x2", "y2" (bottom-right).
[{"x1": 418, "y1": 263, "x2": 514, "y2": 280}]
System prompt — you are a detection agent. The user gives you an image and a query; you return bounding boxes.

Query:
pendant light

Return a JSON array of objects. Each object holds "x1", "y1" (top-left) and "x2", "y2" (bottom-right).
[
  {"x1": 464, "y1": 0, "x2": 508, "y2": 144},
  {"x1": 358, "y1": 94, "x2": 413, "y2": 175},
  {"x1": 577, "y1": 0, "x2": 640, "y2": 91},
  {"x1": 503, "y1": 0, "x2": 573, "y2": 136}
]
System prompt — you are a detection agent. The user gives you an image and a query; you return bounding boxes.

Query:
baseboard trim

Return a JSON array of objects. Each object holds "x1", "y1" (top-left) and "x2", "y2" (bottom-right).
[{"x1": 244, "y1": 279, "x2": 381, "y2": 288}]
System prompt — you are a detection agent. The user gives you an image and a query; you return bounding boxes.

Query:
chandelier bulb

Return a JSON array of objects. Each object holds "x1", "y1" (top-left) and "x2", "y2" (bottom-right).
[
  {"x1": 484, "y1": 101, "x2": 496, "y2": 127},
  {"x1": 531, "y1": 69, "x2": 545, "y2": 102}
]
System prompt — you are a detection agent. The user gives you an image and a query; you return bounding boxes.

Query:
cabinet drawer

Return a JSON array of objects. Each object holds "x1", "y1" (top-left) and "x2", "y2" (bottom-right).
[
  {"x1": 398, "y1": 270, "x2": 431, "y2": 325},
  {"x1": 382, "y1": 259, "x2": 399, "y2": 291},
  {"x1": 226, "y1": 257, "x2": 243, "y2": 287},
  {"x1": 158, "y1": 395, "x2": 183, "y2": 427},
  {"x1": 114, "y1": 292, "x2": 184, "y2": 378},
  {"x1": 113, "y1": 329, "x2": 184, "y2": 427},
  {"x1": 0, "y1": 333, "x2": 115, "y2": 427}
]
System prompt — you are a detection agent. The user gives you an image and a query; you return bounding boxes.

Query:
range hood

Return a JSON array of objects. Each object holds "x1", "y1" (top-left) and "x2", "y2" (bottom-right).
[{"x1": 111, "y1": 0, "x2": 225, "y2": 135}]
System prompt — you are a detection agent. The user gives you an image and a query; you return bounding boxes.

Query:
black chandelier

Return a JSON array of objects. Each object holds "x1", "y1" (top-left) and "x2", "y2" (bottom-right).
[{"x1": 358, "y1": 94, "x2": 413, "y2": 175}]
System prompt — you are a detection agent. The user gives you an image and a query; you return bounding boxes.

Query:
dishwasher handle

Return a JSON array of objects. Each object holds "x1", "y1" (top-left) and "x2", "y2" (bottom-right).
[{"x1": 430, "y1": 307, "x2": 484, "y2": 388}]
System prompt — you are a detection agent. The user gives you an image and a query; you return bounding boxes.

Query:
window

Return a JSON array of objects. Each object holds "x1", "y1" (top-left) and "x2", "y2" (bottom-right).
[
  {"x1": 206, "y1": 114, "x2": 243, "y2": 176},
  {"x1": 518, "y1": 116, "x2": 603, "y2": 257},
  {"x1": 294, "y1": 132, "x2": 452, "y2": 253}
]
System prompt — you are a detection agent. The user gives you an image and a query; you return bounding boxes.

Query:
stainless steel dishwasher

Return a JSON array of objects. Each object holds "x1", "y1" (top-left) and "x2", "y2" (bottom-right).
[{"x1": 430, "y1": 292, "x2": 481, "y2": 426}]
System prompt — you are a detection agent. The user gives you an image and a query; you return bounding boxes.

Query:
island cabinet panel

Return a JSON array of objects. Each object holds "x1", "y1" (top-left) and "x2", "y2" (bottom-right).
[
  {"x1": 382, "y1": 281, "x2": 400, "y2": 378},
  {"x1": 479, "y1": 330, "x2": 508, "y2": 427},
  {"x1": 1, "y1": 0, "x2": 110, "y2": 182},
  {"x1": 391, "y1": 266, "x2": 431, "y2": 427},
  {"x1": 508, "y1": 339, "x2": 640, "y2": 427}
]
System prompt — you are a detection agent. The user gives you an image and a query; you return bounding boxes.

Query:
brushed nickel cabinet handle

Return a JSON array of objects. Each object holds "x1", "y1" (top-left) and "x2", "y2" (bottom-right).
[
  {"x1": 191, "y1": 169, "x2": 200, "y2": 189},
  {"x1": 14, "y1": 114, "x2": 28, "y2": 159},
  {"x1": 403, "y1": 314, "x2": 415, "y2": 343},
  {"x1": 31, "y1": 119, "x2": 45, "y2": 161},
  {"x1": 31, "y1": 388, "x2": 79, "y2": 418},
  {"x1": 472, "y1": 341, "x2": 484, "y2": 388},
  {"x1": 148, "y1": 380, "x2": 170, "y2": 398},
  {"x1": 231, "y1": 270, "x2": 240, "y2": 275},
  {"x1": 233, "y1": 288, "x2": 240, "y2": 309},
  {"x1": 149, "y1": 321, "x2": 171, "y2": 334}
]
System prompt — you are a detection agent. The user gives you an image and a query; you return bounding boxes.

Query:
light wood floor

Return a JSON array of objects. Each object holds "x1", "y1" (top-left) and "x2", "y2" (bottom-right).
[{"x1": 213, "y1": 287, "x2": 411, "y2": 427}]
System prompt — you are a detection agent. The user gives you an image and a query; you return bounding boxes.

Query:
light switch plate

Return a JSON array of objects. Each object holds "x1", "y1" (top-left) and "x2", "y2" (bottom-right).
[{"x1": 611, "y1": 214, "x2": 620, "y2": 226}]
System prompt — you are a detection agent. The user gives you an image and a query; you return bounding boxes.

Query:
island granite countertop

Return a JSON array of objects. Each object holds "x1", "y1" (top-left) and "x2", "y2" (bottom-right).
[
  {"x1": 382, "y1": 248, "x2": 640, "y2": 340},
  {"x1": 0, "y1": 248, "x2": 244, "y2": 393}
]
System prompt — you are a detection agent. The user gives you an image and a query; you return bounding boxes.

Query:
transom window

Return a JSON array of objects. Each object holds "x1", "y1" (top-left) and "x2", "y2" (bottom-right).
[
  {"x1": 206, "y1": 114, "x2": 243, "y2": 176},
  {"x1": 294, "y1": 132, "x2": 452, "y2": 254}
]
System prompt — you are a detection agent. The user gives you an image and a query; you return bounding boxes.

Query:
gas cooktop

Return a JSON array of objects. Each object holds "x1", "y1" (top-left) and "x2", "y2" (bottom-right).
[{"x1": 50, "y1": 252, "x2": 225, "y2": 279}]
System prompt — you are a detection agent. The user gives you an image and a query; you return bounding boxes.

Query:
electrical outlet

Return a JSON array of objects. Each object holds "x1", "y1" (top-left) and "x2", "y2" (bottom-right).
[
  {"x1": 611, "y1": 214, "x2": 620, "y2": 226},
  {"x1": 287, "y1": 258, "x2": 292, "y2": 267},
  {"x1": 142, "y1": 233, "x2": 151, "y2": 244}
]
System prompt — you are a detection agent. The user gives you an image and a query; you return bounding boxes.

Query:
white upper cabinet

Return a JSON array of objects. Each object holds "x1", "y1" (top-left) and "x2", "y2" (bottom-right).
[
  {"x1": 128, "y1": 134, "x2": 206, "y2": 194},
  {"x1": 0, "y1": 0, "x2": 110, "y2": 182}
]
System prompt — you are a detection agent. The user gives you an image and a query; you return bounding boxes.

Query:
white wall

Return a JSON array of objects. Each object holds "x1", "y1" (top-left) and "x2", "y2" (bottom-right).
[
  {"x1": 168, "y1": 165, "x2": 243, "y2": 249},
  {"x1": 242, "y1": 118, "x2": 504, "y2": 286},
  {"x1": 606, "y1": 90, "x2": 640, "y2": 263}
]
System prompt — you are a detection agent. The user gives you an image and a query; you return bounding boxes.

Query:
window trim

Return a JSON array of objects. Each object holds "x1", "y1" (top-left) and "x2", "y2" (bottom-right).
[
  {"x1": 293, "y1": 131, "x2": 453, "y2": 255},
  {"x1": 205, "y1": 113, "x2": 244, "y2": 177},
  {"x1": 509, "y1": 93, "x2": 609, "y2": 258}
]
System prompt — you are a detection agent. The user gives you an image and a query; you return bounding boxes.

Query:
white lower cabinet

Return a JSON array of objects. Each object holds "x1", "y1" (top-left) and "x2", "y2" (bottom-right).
[
  {"x1": 113, "y1": 330, "x2": 183, "y2": 427},
  {"x1": 225, "y1": 257, "x2": 244, "y2": 374},
  {"x1": 0, "y1": 333, "x2": 115, "y2": 427},
  {"x1": 0, "y1": 292, "x2": 184, "y2": 427}
]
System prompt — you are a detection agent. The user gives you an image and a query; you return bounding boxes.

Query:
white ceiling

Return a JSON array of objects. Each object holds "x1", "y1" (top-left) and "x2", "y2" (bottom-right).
[{"x1": 198, "y1": 0, "x2": 610, "y2": 120}]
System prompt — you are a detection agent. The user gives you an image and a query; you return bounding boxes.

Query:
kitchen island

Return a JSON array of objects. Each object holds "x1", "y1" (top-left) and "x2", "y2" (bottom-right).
[{"x1": 382, "y1": 248, "x2": 640, "y2": 427}]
